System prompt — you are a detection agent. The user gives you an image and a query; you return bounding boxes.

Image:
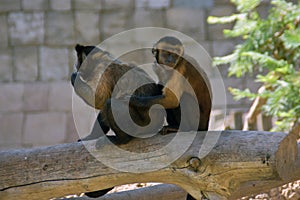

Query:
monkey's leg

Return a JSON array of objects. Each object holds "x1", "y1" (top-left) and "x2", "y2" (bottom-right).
[
  {"x1": 85, "y1": 188, "x2": 113, "y2": 198},
  {"x1": 160, "y1": 107, "x2": 181, "y2": 135},
  {"x1": 76, "y1": 112, "x2": 114, "y2": 198},
  {"x1": 78, "y1": 112, "x2": 110, "y2": 142},
  {"x1": 95, "y1": 99, "x2": 132, "y2": 148},
  {"x1": 186, "y1": 194, "x2": 197, "y2": 200}
]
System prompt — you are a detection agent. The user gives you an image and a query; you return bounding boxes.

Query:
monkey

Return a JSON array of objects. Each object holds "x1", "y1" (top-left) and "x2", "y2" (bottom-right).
[
  {"x1": 72, "y1": 44, "x2": 169, "y2": 198},
  {"x1": 131, "y1": 36, "x2": 212, "y2": 200},
  {"x1": 132, "y1": 36, "x2": 212, "y2": 132},
  {"x1": 71, "y1": 44, "x2": 169, "y2": 145}
]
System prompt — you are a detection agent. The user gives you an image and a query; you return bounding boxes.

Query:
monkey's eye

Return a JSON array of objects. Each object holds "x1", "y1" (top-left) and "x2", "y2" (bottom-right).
[{"x1": 152, "y1": 48, "x2": 158, "y2": 56}]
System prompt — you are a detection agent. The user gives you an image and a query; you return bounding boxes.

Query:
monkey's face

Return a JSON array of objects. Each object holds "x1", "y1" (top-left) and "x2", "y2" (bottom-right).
[
  {"x1": 152, "y1": 42, "x2": 184, "y2": 69},
  {"x1": 71, "y1": 44, "x2": 112, "y2": 108}
]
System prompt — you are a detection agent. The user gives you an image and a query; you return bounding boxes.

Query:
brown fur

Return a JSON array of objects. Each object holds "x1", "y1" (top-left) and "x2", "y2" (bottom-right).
[
  {"x1": 132, "y1": 36, "x2": 212, "y2": 131},
  {"x1": 151, "y1": 35, "x2": 212, "y2": 200}
]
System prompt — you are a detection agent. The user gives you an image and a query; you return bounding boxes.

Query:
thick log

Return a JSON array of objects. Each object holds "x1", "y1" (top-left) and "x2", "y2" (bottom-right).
[
  {"x1": 0, "y1": 131, "x2": 298, "y2": 200},
  {"x1": 65, "y1": 144, "x2": 300, "y2": 200}
]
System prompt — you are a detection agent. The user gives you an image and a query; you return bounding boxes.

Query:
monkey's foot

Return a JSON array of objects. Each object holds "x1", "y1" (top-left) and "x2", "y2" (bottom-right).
[{"x1": 159, "y1": 126, "x2": 179, "y2": 135}]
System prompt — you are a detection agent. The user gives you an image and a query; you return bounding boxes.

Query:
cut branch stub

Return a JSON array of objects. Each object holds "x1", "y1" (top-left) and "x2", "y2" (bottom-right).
[{"x1": 0, "y1": 131, "x2": 298, "y2": 200}]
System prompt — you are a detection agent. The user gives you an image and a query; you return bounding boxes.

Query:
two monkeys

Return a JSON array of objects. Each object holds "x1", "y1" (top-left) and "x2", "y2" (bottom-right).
[{"x1": 71, "y1": 36, "x2": 212, "y2": 200}]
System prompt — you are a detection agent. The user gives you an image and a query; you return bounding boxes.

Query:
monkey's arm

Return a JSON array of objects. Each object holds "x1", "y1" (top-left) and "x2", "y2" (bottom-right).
[
  {"x1": 130, "y1": 88, "x2": 180, "y2": 109},
  {"x1": 131, "y1": 71, "x2": 185, "y2": 109}
]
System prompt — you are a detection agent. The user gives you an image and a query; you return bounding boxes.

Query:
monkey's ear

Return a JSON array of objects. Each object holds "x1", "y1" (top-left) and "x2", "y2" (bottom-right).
[
  {"x1": 75, "y1": 44, "x2": 84, "y2": 53},
  {"x1": 152, "y1": 47, "x2": 158, "y2": 57},
  {"x1": 179, "y1": 47, "x2": 184, "y2": 56}
]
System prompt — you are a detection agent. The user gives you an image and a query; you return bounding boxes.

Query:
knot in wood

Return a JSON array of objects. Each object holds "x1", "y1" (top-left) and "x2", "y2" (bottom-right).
[
  {"x1": 188, "y1": 157, "x2": 201, "y2": 171},
  {"x1": 42, "y1": 164, "x2": 48, "y2": 171}
]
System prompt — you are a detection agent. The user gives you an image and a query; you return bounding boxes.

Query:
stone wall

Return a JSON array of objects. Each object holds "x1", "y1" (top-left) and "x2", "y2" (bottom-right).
[{"x1": 0, "y1": 0, "x2": 269, "y2": 149}]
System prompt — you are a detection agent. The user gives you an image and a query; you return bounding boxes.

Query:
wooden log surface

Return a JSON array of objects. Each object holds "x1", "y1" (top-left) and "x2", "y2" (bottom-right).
[
  {"x1": 0, "y1": 130, "x2": 298, "y2": 200},
  {"x1": 68, "y1": 184, "x2": 187, "y2": 200}
]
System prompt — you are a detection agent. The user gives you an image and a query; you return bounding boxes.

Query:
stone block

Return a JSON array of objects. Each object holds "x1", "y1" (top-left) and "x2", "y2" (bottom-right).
[
  {"x1": 173, "y1": 0, "x2": 213, "y2": 8},
  {"x1": 103, "y1": 0, "x2": 133, "y2": 10},
  {"x1": 49, "y1": 82, "x2": 72, "y2": 111},
  {"x1": 72, "y1": 94, "x2": 97, "y2": 139},
  {"x1": 0, "y1": 15, "x2": 8, "y2": 47},
  {"x1": 214, "y1": 0, "x2": 233, "y2": 5},
  {"x1": 0, "y1": 48, "x2": 12, "y2": 82},
  {"x1": 75, "y1": 11, "x2": 100, "y2": 44},
  {"x1": 14, "y1": 46, "x2": 38, "y2": 82},
  {"x1": 0, "y1": 113, "x2": 23, "y2": 148},
  {"x1": 8, "y1": 12, "x2": 44, "y2": 45},
  {"x1": 22, "y1": 0, "x2": 48, "y2": 10},
  {"x1": 208, "y1": 5, "x2": 235, "y2": 21},
  {"x1": 166, "y1": 8, "x2": 206, "y2": 41},
  {"x1": 23, "y1": 83, "x2": 49, "y2": 111},
  {"x1": 207, "y1": 5, "x2": 235, "y2": 40},
  {"x1": 50, "y1": 0, "x2": 71, "y2": 10},
  {"x1": 39, "y1": 47, "x2": 69, "y2": 81},
  {"x1": 223, "y1": 77, "x2": 246, "y2": 107},
  {"x1": 184, "y1": 41, "x2": 213, "y2": 61},
  {"x1": 69, "y1": 47, "x2": 77, "y2": 76},
  {"x1": 208, "y1": 77, "x2": 247, "y2": 109},
  {"x1": 135, "y1": 0, "x2": 170, "y2": 9},
  {"x1": 198, "y1": 41, "x2": 212, "y2": 57},
  {"x1": 23, "y1": 112, "x2": 67, "y2": 146},
  {"x1": 208, "y1": 77, "x2": 228, "y2": 109},
  {"x1": 133, "y1": 9, "x2": 165, "y2": 27},
  {"x1": 257, "y1": 4, "x2": 272, "y2": 19},
  {"x1": 74, "y1": 0, "x2": 102, "y2": 10},
  {"x1": 207, "y1": 23, "x2": 233, "y2": 41},
  {"x1": 244, "y1": 77, "x2": 262, "y2": 106},
  {"x1": 102, "y1": 10, "x2": 129, "y2": 39},
  {"x1": 0, "y1": 83, "x2": 24, "y2": 112},
  {"x1": 212, "y1": 40, "x2": 236, "y2": 57},
  {"x1": 216, "y1": 64, "x2": 230, "y2": 77},
  {"x1": 117, "y1": 48, "x2": 150, "y2": 66},
  {"x1": 0, "y1": 0, "x2": 21, "y2": 12},
  {"x1": 45, "y1": 12, "x2": 74, "y2": 45},
  {"x1": 102, "y1": 41, "x2": 148, "y2": 64}
]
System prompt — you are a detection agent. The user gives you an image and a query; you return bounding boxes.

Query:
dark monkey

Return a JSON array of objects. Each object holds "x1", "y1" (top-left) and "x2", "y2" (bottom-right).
[
  {"x1": 71, "y1": 44, "x2": 180, "y2": 197},
  {"x1": 71, "y1": 44, "x2": 166, "y2": 144}
]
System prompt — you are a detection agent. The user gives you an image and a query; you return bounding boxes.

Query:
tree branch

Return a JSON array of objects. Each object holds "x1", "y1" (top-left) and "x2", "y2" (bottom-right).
[
  {"x1": 0, "y1": 131, "x2": 298, "y2": 200},
  {"x1": 243, "y1": 86, "x2": 267, "y2": 131}
]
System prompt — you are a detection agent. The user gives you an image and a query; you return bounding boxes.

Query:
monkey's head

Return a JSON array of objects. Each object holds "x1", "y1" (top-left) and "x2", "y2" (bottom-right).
[
  {"x1": 152, "y1": 36, "x2": 184, "y2": 69},
  {"x1": 71, "y1": 44, "x2": 152, "y2": 110},
  {"x1": 71, "y1": 44, "x2": 117, "y2": 109}
]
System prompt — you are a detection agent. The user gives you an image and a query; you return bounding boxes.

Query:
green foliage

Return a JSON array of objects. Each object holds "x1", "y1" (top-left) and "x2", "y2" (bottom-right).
[{"x1": 208, "y1": 0, "x2": 300, "y2": 132}]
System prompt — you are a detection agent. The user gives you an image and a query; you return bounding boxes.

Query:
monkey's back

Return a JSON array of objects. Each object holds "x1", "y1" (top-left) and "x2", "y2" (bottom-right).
[
  {"x1": 96, "y1": 62, "x2": 161, "y2": 99},
  {"x1": 181, "y1": 56, "x2": 212, "y2": 130}
]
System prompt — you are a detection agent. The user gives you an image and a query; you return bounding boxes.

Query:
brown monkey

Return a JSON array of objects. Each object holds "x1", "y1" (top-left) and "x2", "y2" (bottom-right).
[
  {"x1": 132, "y1": 36, "x2": 212, "y2": 132},
  {"x1": 151, "y1": 36, "x2": 212, "y2": 200}
]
